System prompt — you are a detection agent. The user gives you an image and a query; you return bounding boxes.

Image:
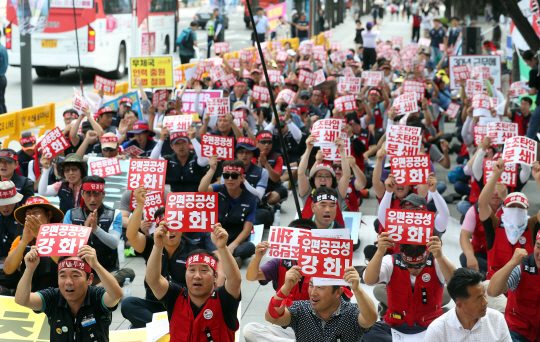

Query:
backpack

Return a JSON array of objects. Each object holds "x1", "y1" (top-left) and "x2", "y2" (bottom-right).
[{"x1": 177, "y1": 28, "x2": 193, "y2": 50}]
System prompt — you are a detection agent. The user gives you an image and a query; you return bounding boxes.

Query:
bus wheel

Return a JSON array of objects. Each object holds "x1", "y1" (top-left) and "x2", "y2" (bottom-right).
[
  {"x1": 110, "y1": 43, "x2": 126, "y2": 79},
  {"x1": 48, "y1": 69, "x2": 61, "y2": 78},
  {"x1": 35, "y1": 67, "x2": 48, "y2": 78}
]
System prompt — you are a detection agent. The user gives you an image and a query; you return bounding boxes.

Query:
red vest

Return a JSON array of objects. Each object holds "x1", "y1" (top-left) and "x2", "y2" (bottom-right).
[
  {"x1": 505, "y1": 254, "x2": 540, "y2": 342},
  {"x1": 468, "y1": 176, "x2": 482, "y2": 204},
  {"x1": 277, "y1": 259, "x2": 311, "y2": 301},
  {"x1": 458, "y1": 142, "x2": 469, "y2": 157},
  {"x1": 351, "y1": 129, "x2": 372, "y2": 172},
  {"x1": 378, "y1": 189, "x2": 417, "y2": 254},
  {"x1": 384, "y1": 254, "x2": 444, "y2": 327},
  {"x1": 486, "y1": 220, "x2": 534, "y2": 280},
  {"x1": 170, "y1": 288, "x2": 237, "y2": 342},
  {"x1": 345, "y1": 182, "x2": 360, "y2": 212},
  {"x1": 471, "y1": 204, "x2": 503, "y2": 253},
  {"x1": 373, "y1": 106, "x2": 383, "y2": 129},
  {"x1": 512, "y1": 111, "x2": 532, "y2": 137},
  {"x1": 302, "y1": 194, "x2": 345, "y2": 226}
]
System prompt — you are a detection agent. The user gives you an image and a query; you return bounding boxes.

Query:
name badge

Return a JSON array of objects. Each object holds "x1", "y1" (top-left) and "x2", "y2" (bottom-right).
[{"x1": 81, "y1": 315, "x2": 96, "y2": 327}]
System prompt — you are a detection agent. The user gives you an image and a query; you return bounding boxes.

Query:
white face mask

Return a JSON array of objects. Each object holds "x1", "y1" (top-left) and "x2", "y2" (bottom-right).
[{"x1": 502, "y1": 207, "x2": 529, "y2": 245}]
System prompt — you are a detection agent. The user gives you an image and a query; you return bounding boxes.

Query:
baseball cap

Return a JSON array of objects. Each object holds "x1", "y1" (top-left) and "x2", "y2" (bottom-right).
[
  {"x1": 503, "y1": 192, "x2": 529, "y2": 209},
  {"x1": 119, "y1": 97, "x2": 133, "y2": 107},
  {"x1": 235, "y1": 137, "x2": 260, "y2": 157},
  {"x1": 97, "y1": 106, "x2": 116, "y2": 116},
  {"x1": 20, "y1": 132, "x2": 36, "y2": 151},
  {"x1": 127, "y1": 121, "x2": 157, "y2": 138},
  {"x1": 170, "y1": 131, "x2": 190, "y2": 144},
  {"x1": 309, "y1": 163, "x2": 336, "y2": 179},
  {"x1": 0, "y1": 149, "x2": 18, "y2": 162},
  {"x1": 399, "y1": 194, "x2": 428, "y2": 209},
  {"x1": 81, "y1": 121, "x2": 93, "y2": 133},
  {"x1": 100, "y1": 133, "x2": 119, "y2": 149},
  {"x1": 298, "y1": 90, "x2": 311, "y2": 99},
  {"x1": 366, "y1": 22, "x2": 373, "y2": 29}
]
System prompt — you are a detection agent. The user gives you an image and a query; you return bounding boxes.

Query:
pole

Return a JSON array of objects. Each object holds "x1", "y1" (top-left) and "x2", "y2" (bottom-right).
[
  {"x1": 72, "y1": 1, "x2": 84, "y2": 94},
  {"x1": 245, "y1": 0, "x2": 303, "y2": 218},
  {"x1": 20, "y1": 33, "x2": 33, "y2": 108}
]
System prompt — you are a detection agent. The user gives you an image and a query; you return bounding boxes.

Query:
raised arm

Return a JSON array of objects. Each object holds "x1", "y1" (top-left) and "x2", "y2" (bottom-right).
[
  {"x1": 145, "y1": 223, "x2": 171, "y2": 300},
  {"x1": 298, "y1": 135, "x2": 316, "y2": 197},
  {"x1": 198, "y1": 155, "x2": 218, "y2": 192},
  {"x1": 212, "y1": 223, "x2": 241, "y2": 299},
  {"x1": 364, "y1": 232, "x2": 393, "y2": 285},
  {"x1": 85, "y1": 107, "x2": 104, "y2": 136},
  {"x1": 226, "y1": 113, "x2": 244, "y2": 139},
  {"x1": 37, "y1": 157, "x2": 58, "y2": 197},
  {"x1": 428, "y1": 236, "x2": 456, "y2": 283},
  {"x1": 265, "y1": 266, "x2": 300, "y2": 326},
  {"x1": 372, "y1": 148, "x2": 387, "y2": 199},
  {"x1": 14, "y1": 247, "x2": 44, "y2": 311},
  {"x1": 126, "y1": 186, "x2": 150, "y2": 253},
  {"x1": 70, "y1": 113, "x2": 85, "y2": 147},
  {"x1": 487, "y1": 248, "x2": 528, "y2": 297},
  {"x1": 347, "y1": 156, "x2": 367, "y2": 190},
  {"x1": 344, "y1": 267, "x2": 378, "y2": 328},
  {"x1": 246, "y1": 242, "x2": 270, "y2": 281},
  {"x1": 478, "y1": 158, "x2": 503, "y2": 221}
]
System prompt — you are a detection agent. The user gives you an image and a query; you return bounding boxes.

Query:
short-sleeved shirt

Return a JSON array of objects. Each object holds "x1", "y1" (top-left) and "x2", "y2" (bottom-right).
[
  {"x1": 285, "y1": 299, "x2": 369, "y2": 342},
  {"x1": 480, "y1": 210, "x2": 539, "y2": 251},
  {"x1": 159, "y1": 281, "x2": 240, "y2": 331},
  {"x1": 254, "y1": 15, "x2": 269, "y2": 34},
  {"x1": 296, "y1": 20, "x2": 309, "y2": 38},
  {"x1": 36, "y1": 286, "x2": 117, "y2": 342},
  {"x1": 429, "y1": 27, "x2": 446, "y2": 47},
  {"x1": 211, "y1": 184, "x2": 257, "y2": 223}
]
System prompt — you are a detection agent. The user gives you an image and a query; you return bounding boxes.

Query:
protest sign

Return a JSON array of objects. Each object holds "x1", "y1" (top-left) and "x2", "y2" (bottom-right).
[
  {"x1": 252, "y1": 85, "x2": 270, "y2": 102},
  {"x1": 103, "y1": 91, "x2": 142, "y2": 118},
  {"x1": 330, "y1": 50, "x2": 347, "y2": 62},
  {"x1": 509, "y1": 82, "x2": 528, "y2": 97},
  {"x1": 390, "y1": 155, "x2": 430, "y2": 185},
  {"x1": 313, "y1": 47, "x2": 327, "y2": 61},
  {"x1": 267, "y1": 69, "x2": 282, "y2": 83},
  {"x1": 385, "y1": 209, "x2": 434, "y2": 245},
  {"x1": 392, "y1": 36, "x2": 403, "y2": 46},
  {"x1": 402, "y1": 57, "x2": 413, "y2": 71},
  {"x1": 298, "y1": 236, "x2": 353, "y2": 279},
  {"x1": 266, "y1": 226, "x2": 312, "y2": 259},
  {"x1": 315, "y1": 69, "x2": 326, "y2": 85},
  {"x1": 73, "y1": 90, "x2": 88, "y2": 113},
  {"x1": 473, "y1": 125, "x2": 495, "y2": 146},
  {"x1": 232, "y1": 110, "x2": 245, "y2": 127},
  {"x1": 385, "y1": 125, "x2": 422, "y2": 157},
  {"x1": 36, "y1": 224, "x2": 91, "y2": 256},
  {"x1": 472, "y1": 93, "x2": 491, "y2": 117},
  {"x1": 311, "y1": 118, "x2": 345, "y2": 146},
  {"x1": 487, "y1": 122, "x2": 518, "y2": 145},
  {"x1": 334, "y1": 94, "x2": 358, "y2": 113},
  {"x1": 206, "y1": 98, "x2": 230, "y2": 116},
  {"x1": 240, "y1": 49, "x2": 254, "y2": 61},
  {"x1": 471, "y1": 66, "x2": 490, "y2": 80},
  {"x1": 331, "y1": 42, "x2": 342, "y2": 50},
  {"x1": 201, "y1": 134, "x2": 235, "y2": 160},
  {"x1": 221, "y1": 73, "x2": 237, "y2": 88},
  {"x1": 362, "y1": 71, "x2": 383, "y2": 87},
  {"x1": 227, "y1": 57, "x2": 240, "y2": 69},
  {"x1": 94, "y1": 75, "x2": 116, "y2": 95},
  {"x1": 452, "y1": 65, "x2": 470, "y2": 83},
  {"x1": 178, "y1": 89, "x2": 223, "y2": 115},
  {"x1": 129, "y1": 56, "x2": 174, "y2": 88},
  {"x1": 320, "y1": 131, "x2": 351, "y2": 161},
  {"x1": 165, "y1": 193, "x2": 217, "y2": 232},
  {"x1": 337, "y1": 77, "x2": 362, "y2": 94},
  {"x1": 403, "y1": 80, "x2": 425, "y2": 101},
  {"x1": 341, "y1": 67, "x2": 354, "y2": 78},
  {"x1": 123, "y1": 145, "x2": 145, "y2": 157},
  {"x1": 276, "y1": 89, "x2": 296, "y2": 105},
  {"x1": 324, "y1": 30, "x2": 333, "y2": 38},
  {"x1": 298, "y1": 69, "x2": 317, "y2": 86},
  {"x1": 418, "y1": 38, "x2": 431, "y2": 46},
  {"x1": 502, "y1": 136, "x2": 537, "y2": 166},
  {"x1": 209, "y1": 65, "x2": 226, "y2": 82},
  {"x1": 127, "y1": 160, "x2": 167, "y2": 191},
  {"x1": 40, "y1": 127, "x2": 70, "y2": 159},
  {"x1": 214, "y1": 42, "x2": 230, "y2": 54},
  {"x1": 449, "y1": 55, "x2": 501, "y2": 89},
  {"x1": 483, "y1": 159, "x2": 518, "y2": 187},
  {"x1": 174, "y1": 69, "x2": 184, "y2": 84},
  {"x1": 466, "y1": 79, "x2": 484, "y2": 100},
  {"x1": 446, "y1": 102, "x2": 460, "y2": 119},
  {"x1": 152, "y1": 89, "x2": 168, "y2": 108},
  {"x1": 90, "y1": 158, "x2": 121, "y2": 178},
  {"x1": 298, "y1": 41, "x2": 314, "y2": 55},
  {"x1": 163, "y1": 115, "x2": 192, "y2": 131},
  {"x1": 394, "y1": 93, "x2": 419, "y2": 116},
  {"x1": 129, "y1": 191, "x2": 165, "y2": 221}
]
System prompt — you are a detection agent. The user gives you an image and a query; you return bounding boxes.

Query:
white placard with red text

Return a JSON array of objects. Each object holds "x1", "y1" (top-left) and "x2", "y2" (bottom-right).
[
  {"x1": 267, "y1": 69, "x2": 282, "y2": 83},
  {"x1": 330, "y1": 42, "x2": 342, "y2": 50},
  {"x1": 483, "y1": 159, "x2": 517, "y2": 187},
  {"x1": 94, "y1": 75, "x2": 116, "y2": 95},
  {"x1": 201, "y1": 134, "x2": 235, "y2": 160},
  {"x1": 228, "y1": 57, "x2": 240, "y2": 69},
  {"x1": 276, "y1": 89, "x2": 296, "y2": 106},
  {"x1": 315, "y1": 69, "x2": 326, "y2": 86},
  {"x1": 385, "y1": 209, "x2": 434, "y2": 245},
  {"x1": 298, "y1": 236, "x2": 353, "y2": 279},
  {"x1": 487, "y1": 122, "x2": 518, "y2": 145},
  {"x1": 313, "y1": 47, "x2": 327, "y2": 61},
  {"x1": 452, "y1": 65, "x2": 470, "y2": 83},
  {"x1": 240, "y1": 49, "x2": 253, "y2": 61},
  {"x1": 214, "y1": 42, "x2": 230, "y2": 54},
  {"x1": 90, "y1": 158, "x2": 121, "y2": 178},
  {"x1": 502, "y1": 136, "x2": 537, "y2": 166},
  {"x1": 221, "y1": 73, "x2": 237, "y2": 88},
  {"x1": 403, "y1": 80, "x2": 425, "y2": 101},
  {"x1": 252, "y1": 85, "x2": 270, "y2": 102},
  {"x1": 392, "y1": 36, "x2": 403, "y2": 46},
  {"x1": 163, "y1": 115, "x2": 193, "y2": 131},
  {"x1": 232, "y1": 110, "x2": 245, "y2": 127},
  {"x1": 330, "y1": 50, "x2": 347, "y2": 62},
  {"x1": 127, "y1": 159, "x2": 167, "y2": 191},
  {"x1": 130, "y1": 191, "x2": 165, "y2": 222},
  {"x1": 418, "y1": 38, "x2": 431, "y2": 47},
  {"x1": 210, "y1": 66, "x2": 226, "y2": 82},
  {"x1": 362, "y1": 71, "x2": 383, "y2": 87},
  {"x1": 385, "y1": 125, "x2": 422, "y2": 157},
  {"x1": 174, "y1": 69, "x2": 184, "y2": 83},
  {"x1": 509, "y1": 82, "x2": 528, "y2": 97},
  {"x1": 472, "y1": 66, "x2": 490, "y2": 80},
  {"x1": 311, "y1": 118, "x2": 345, "y2": 146},
  {"x1": 394, "y1": 93, "x2": 419, "y2": 116},
  {"x1": 446, "y1": 102, "x2": 460, "y2": 119},
  {"x1": 390, "y1": 155, "x2": 430, "y2": 185},
  {"x1": 206, "y1": 98, "x2": 230, "y2": 116},
  {"x1": 324, "y1": 30, "x2": 333, "y2": 38},
  {"x1": 298, "y1": 69, "x2": 316, "y2": 86},
  {"x1": 472, "y1": 93, "x2": 491, "y2": 117},
  {"x1": 123, "y1": 145, "x2": 145, "y2": 156},
  {"x1": 341, "y1": 67, "x2": 354, "y2": 78},
  {"x1": 466, "y1": 80, "x2": 484, "y2": 100},
  {"x1": 73, "y1": 90, "x2": 88, "y2": 113},
  {"x1": 152, "y1": 89, "x2": 168, "y2": 108},
  {"x1": 165, "y1": 192, "x2": 217, "y2": 232},
  {"x1": 36, "y1": 224, "x2": 92, "y2": 256},
  {"x1": 320, "y1": 131, "x2": 350, "y2": 161},
  {"x1": 276, "y1": 50, "x2": 288, "y2": 62},
  {"x1": 338, "y1": 77, "x2": 362, "y2": 94},
  {"x1": 266, "y1": 226, "x2": 312, "y2": 260},
  {"x1": 334, "y1": 94, "x2": 357, "y2": 113},
  {"x1": 41, "y1": 127, "x2": 70, "y2": 159},
  {"x1": 298, "y1": 41, "x2": 314, "y2": 55}
]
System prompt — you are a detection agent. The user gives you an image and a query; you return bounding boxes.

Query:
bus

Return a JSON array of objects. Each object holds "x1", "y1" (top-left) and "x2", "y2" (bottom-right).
[{"x1": 6, "y1": 0, "x2": 178, "y2": 79}]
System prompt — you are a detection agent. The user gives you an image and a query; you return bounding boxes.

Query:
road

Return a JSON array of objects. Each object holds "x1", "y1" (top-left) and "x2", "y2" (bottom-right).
[{"x1": 4, "y1": 4, "x2": 252, "y2": 113}]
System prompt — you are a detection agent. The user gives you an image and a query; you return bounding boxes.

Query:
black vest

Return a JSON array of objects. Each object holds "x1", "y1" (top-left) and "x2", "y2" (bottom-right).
[
  {"x1": 166, "y1": 153, "x2": 209, "y2": 193},
  {"x1": 244, "y1": 163, "x2": 264, "y2": 190},
  {"x1": 0, "y1": 208, "x2": 22, "y2": 258},
  {"x1": 17, "y1": 150, "x2": 34, "y2": 177},
  {"x1": 10, "y1": 172, "x2": 32, "y2": 205},
  {"x1": 263, "y1": 152, "x2": 281, "y2": 192},
  {"x1": 58, "y1": 182, "x2": 82, "y2": 215},
  {"x1": 70, "y1": 205, "x2": 118, "y2": 269},
  {"x1": 217, "y1": 185, "x2": 257, "y2": 243},
  {"x1": 272, "y1": 130, "x2": 303, "y2": 161}
]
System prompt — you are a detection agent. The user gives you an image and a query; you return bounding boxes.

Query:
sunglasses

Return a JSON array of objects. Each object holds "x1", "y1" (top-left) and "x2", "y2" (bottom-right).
[
  {"x1": 63, "y1": 167, "x2": 79, "y2": 173},
  {"x1": 402, "y1": 260, "x2": 427, "y2": 269},
  {"x1": 332, "y1": 164, "x2": 342, "y2": 170},
  {"x1": 103, "y1": 147, "x2": 117, "y2": 152},
  {"x1": 258, "y1": 140, "x2": 272, "y2": 145},
  {"x1": 300, "y1": 96, "x2": 310, "y2": 100},
  {"x1": 223, "y1": 173, "x2": 241, "y2": 180}
]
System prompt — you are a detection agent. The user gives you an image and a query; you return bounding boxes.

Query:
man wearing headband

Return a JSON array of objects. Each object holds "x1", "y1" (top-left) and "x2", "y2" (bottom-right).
[
  {"x1": 62, "y1": 109, "x2": 79, "y2": 127},
  {"x1": 4, "y1": 196, "x2": 64, "y2": 292},
  {"x1": 98, "y1": 132, "x2": 123, "y2": 159},
  {"x1": 199, "y1": 159, "x2": 257, "y2": 267},
  {"x1": 264, "y1": 258, "x2": 377, "y2": 341},
  {"x1": 310, "y1": 187, "x2": 346, "y2": 229},
  {"x1": 109, "y1": 96, "x2": 133, "y2": 128},
  {"x1": 63, "y1": 176, "x2": 134, "y2": 286},
  {"x1": 487, "y1": 232, "x2": 540, "y2": 341},
  {"x1": 121, "y1": 186, "x2": 222, "y2": 328},
  {"x1": 69, "y1": 107, "x2": 105, "y2": 155},
  {"x1": 361, "y1": 84, "x2": 390, "y2": 141},
  {"x1": 146, "y1": 223, "x2": 241, "y2": 342},
  {"x1": 17, "y1": 132, "x2": 37, "y2": 177},
  {"x1": 121, "y1": 120, "x2": 157, "y2": 157},
  {"x1": 95, "y1": 106, "x2": 117, "y2": 134},
  {"x1": 0, "y1": 148, "x2": 34, "y2": 205},
  {"x1": 254, "y1": 131, "x2": 288, "y2": 204},
  {"x1": 15, "y1": 245, "x2": 123, "y2": 342},
  {"x1": 230, "y1": 82, "x2": 249, "y2": 110},
  {"x1": 363, "y1": 221, "x2": 455, "y2": 341}
]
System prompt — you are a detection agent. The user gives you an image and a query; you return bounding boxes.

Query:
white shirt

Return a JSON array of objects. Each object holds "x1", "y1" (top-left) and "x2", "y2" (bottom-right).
[
  {"x1": 361, "y1": 30, "x2": 380, "y2": 48},
  {"x1": 377, "y1": 254, "x2": 447, "y2": 286},
  {"x1": 423, "y1": 308, "x2": 511, "y2": 342}
]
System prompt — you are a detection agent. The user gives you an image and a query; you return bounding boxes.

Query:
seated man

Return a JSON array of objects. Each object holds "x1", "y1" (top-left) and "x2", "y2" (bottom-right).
[
  {"x1": 121, "y1": 186, "x2": 223, "y2": 328},
  {"x1": 145, "y1": 223, "x2": 241, "y2": 342},
  {"x1": 0, "y1": 149, "x2": 34, "y2": 205},
  {"x1": 362, "y1": 231, "x2": 456, "y2": 341},
  {"x1": 264, "y1": 264, "x2": 378, "y2": 342},
  {"x1": 14, "y1": 245, "x2": 123, "y2": 341},
  {"x1": 121, "y1": 121, "x2": 157, "y2": 157},
  {"x1": 199, "y1": 158, "x2": 257, "y2": 267},
  {"x1": 254, "y1": 131, "x2": 289, "y2": 205},
  {"x1": 424, "y1": 268, "x2": 511, "y2": 341},
  {"x1": 487, "y1": 237, "x2": 540, "y2": 342},
  {"x1": 310, "y1": 187, "x2": 345, "y2": 229},
  {"x1": 63, "y1": 175, "x2": 134, "y2": 286}
]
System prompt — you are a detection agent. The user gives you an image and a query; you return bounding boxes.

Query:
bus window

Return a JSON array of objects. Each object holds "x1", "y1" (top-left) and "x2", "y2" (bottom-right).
[
  {"x1": 150, "y1": 0, "x2": 174, "y2": 13},
  {"x1": 103, "y1": 0, "x2": 132, "y2": 14}
]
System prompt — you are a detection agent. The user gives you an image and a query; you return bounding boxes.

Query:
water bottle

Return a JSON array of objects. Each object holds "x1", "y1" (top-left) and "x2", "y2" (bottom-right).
[
  {"x1": 273, "y1": 210, "x2": 281, "y2": 226},
  {"x1": 117, "y1": 239, "x2": 125, "y2": 263},
  {"x1": 123, "y1": 278, "x2": 131, "y2": 297}
]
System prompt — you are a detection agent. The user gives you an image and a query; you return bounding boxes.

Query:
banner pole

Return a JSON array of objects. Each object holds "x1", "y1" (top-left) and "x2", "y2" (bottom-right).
[
  {"x1": 72, "y1": 0, "x2": 84, "y2": 95},
  {"x1": 245, "y1": 0, "x2": 303, "y2": 218}
]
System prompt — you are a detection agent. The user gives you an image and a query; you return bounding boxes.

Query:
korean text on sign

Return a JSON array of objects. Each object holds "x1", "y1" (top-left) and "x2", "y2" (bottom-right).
[
  {"x1": 298, "y1": 236, "x2": 353, "y2": 279},
  {"x1": 472, "y1": 66, "x2": 490, "y2": 80},
  {"x1": 502, "y1": 136, "x2": 538, "y2": 166},
  {"x1": 311, "y1": 118, "x2": 345, "y2": 146},
  {"x1": 337, "y1": 77, "x2": 361, "y2": 94},
  {"x1": 36, "y1": 224, "x2": 92, "y2": 256},
  {"x1": 94, "y1": 75, "x2": 116, "y2": 95},
  {"x1": 334, "y1": 94, "x2": 357, "y2": 113},
  {"x1": 252, "y1": 85, "x2": 270, "y2": 102},
  {"x1": 127, "y1": 159, "x2": 167, "y2": 191},
  {"x1": 509, "y1": 82, "x2": 527, "y2": 97},
  {"x1": 298, "y1": 69, "x2": 316, "y2": 87},
  {"x1": 210, "y1": 66, "x2": 226, "y2": 82},
  {"x1": 130, "y1": 191, "x2": 164, "y2": 222},
  {"x1": 232, "y1": 110, "x2": 244, "y2": 127},
  {"x1": 483, "y1": 159, "x2": 517, "y2": 187},
  {"x1": 152, "y1": 89, "x2": 168, "y2": 108},
  {"x1": 201, "y1": 134, "x2": 235, "y2": 160},
  {"x1": 163, "y1": 115, "x2": 193, "y2": 131},
  {"x1": 452, "y1": 65, "x2": 470, "y2": 82},
  {"x1": 130, "y1": 56, "x2": 174, "y2": 88},
  {"x1": 466, "y1": 80, "x2": 484, "y2": 99},
  {"x1": 403, "y1": 80, "x2": 425, "y2": 101},
  {"x1": 391, "y1": 36, "x2": 403, "y2": 46},
  {"x1": 221, "y1": 73, "x2": 237, "y2": 88},
  {"x1": 90, "y1": 158, "x2": 121, "y2": 178},
  {"x1": 165, "y1": 192, "x2": 217, "y2": 232},
  {"x1": 207, "y1": 98, "x2": 230, "y2": 116},
  {"x1": 362, "y1": 71, "x2": 382, "y2": 87},
  {"x1": 390, "y1": 155, "x2": 430, "y2": 185},
  {"x1": 267, "y1": 226, "x2": 312, "y2": 260},
  {"x1": 123, "y1": 145, "x2": 145, "y2": 157},
  {"x1": 214, "y1": 42, "x2": 230, "y2": 54},
  {"x1": 267, "y1": 70, "x2": 282, "y2": 83},
  {"x1": 331, "y1": 42, "x2": 342, "y2": 51},
  {"x1": 73, "y1": 90, "x2": 88, "y2": 112},
  {"x1": 385, "y1": 209, "x2": 434, "y2": 245},
  {"x1": 41, "y1": 127, "x2": 70, "y2": 159},
  {"x1": 446, "y1": 102, "x2": 460, "y2": 119},
  {"x1": 330, "y1": 50, "x2": 347, "y2": 63},
  {"x1": 385, "y1": 125, "x2": 422, "y2": 157},
  {"x1": 487, "y1": 122, "x2": 518, "y2": 145},
  {"x1": 320, "y1": 131, "x2": 351, "y2": 161},
  {"x1": 276, "y1": 89, "x2": 296, "y2": 106},
  {"x1": 394, "y1": 93, "x2": 418, "y2": 116}
]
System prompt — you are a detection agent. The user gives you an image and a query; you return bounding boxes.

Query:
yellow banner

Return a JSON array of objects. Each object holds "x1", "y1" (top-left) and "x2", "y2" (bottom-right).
[
  {"x1": 0, "y1": 112, "x2": 17, "y2": 137},
  {"x1": 19, "y1": 104, "x2": 53, "y2": 131},
  {"x1": 130, "y1": 56, "x2": 174, "y2": 89},
  {"x1": 0, "y1": 296, "x2": 50, "y2": 342}
]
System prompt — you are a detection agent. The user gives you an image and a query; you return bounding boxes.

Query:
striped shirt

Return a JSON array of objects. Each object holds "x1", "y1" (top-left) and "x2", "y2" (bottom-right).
[{"x1": 506, "y1": 265, "x2": 522, "y2": 292}]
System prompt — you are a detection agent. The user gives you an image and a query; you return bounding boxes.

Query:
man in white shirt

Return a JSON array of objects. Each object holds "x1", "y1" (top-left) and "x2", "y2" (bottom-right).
[{"x1": 424, "y1": 268, "x2": 511, "y2": 341}]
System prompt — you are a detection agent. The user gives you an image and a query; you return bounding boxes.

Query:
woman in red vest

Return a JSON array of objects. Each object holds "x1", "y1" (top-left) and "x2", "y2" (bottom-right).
[{"x1": 146, "y1": 223, "x2": 241, "y2": 342}]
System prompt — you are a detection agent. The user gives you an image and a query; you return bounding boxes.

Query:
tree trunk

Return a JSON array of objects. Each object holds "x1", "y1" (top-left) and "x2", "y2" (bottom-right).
[
  {"x1": 337, "y1": 0, "x2": 343, "y2": 24},
  {"x1": 444, "y1": 0, "x2": 452, "y2": 20},
  {"x1": 512, "y1": 48, "x2": 521, "y2": 83},
  {"x1": 502, "y1": 0, "x2": 540, "y2": 52}
]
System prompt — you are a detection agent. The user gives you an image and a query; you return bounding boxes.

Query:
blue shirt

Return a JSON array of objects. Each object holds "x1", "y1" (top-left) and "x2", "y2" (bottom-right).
[
  {"x1": 63, "y1": 209, "x2": 123, "y2": 234},
  {"x1": 254, "y1": 15, "x2": 269, "y2": 34},
  {"x1": 211, "y1": 184, "x2": 257, "y2": 222},
  {"x1": 0, "y1": 44, "x2": 8, "y2": 76}
]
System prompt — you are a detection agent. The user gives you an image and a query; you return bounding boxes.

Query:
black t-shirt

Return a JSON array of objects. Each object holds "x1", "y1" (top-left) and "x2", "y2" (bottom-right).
[
  {"x1": 159, "y1": 282, "x2": 240, "y2": 331},
  {"x1": 529, "y1": 67, "x2": 540, "y2": 105},
  {"x1": 296, "y1": 20, "x2": 309, "y2": 38}
]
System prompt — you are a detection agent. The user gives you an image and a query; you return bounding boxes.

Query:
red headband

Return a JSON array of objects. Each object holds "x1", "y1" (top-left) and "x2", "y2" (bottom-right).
[
  {"x1": 186, "y1": 253, "x2": 217, "y2": 270},
  {"x1": 132, "y1": 124, "x2": 150, "y2": 131},
  {"x1": 537, "y1": 230, "x2": 540, "y2": 241},
  {"x1": 58, "y1": 259, "x2": 91, "y2": 273},
  {"x1": 97, "y1": 107, "x2": 115, "y2": 116},
  {"x1": 235, "y1": 82, "x2": 246, "y2": 87},
  {"x1": 368, "y1": 90, "x2": 380, "y2": 95},
  {"x1": 63, "y1": 112, "x2": 73, "y2": 118},
  {"x1": 20, "y1": 136, "x2": 36, "y2": 145},
  {"x1": 24, "y1": 196, "x2": 51, "y2": 205},
  {"x1": 100, "y1": 136, "x2": 118, "y2": 144},
  {"x1": 402, "y1": 250, "x2": 429, "y2": 263},
  {"x1": 257, "y1": 133, "x2": 273, "y2": 141},
  {"x1": 0, "y1": 150, "x2": 17, "y2": 161},
  {"x1": 82, "y1": 183, "x2": 105, "y2": 192},
  {"x1": 0, "y1": 185, "x2": 17, "y2": 199},
  {"x1": 171, "y1": 131, "x2": 189, "y2": 141},
  {"x1": 156, "y1": 214, "x2": 165, "y2": 226},
  {"x1": 223, "y1": 165, "x2": 244, "y2": 174},
  {"x1": 238, "y1": 137, "x2": 256, "y2": 147}
]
